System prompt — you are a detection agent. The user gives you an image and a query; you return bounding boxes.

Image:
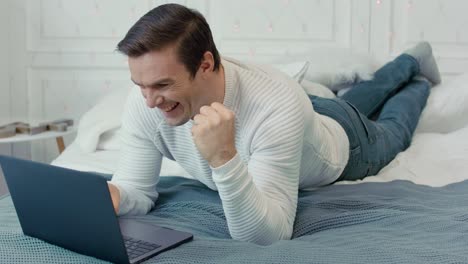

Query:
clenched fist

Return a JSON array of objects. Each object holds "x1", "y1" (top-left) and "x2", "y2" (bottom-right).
[{"x1": 192, "y1": 102, "x2": 237, "y2": 168}]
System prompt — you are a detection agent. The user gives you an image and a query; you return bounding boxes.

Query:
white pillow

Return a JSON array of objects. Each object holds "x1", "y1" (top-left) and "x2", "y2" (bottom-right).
[
  {"x1": 97, "y1": 128, "x2": 122, "y2": 151},
  {"x1": 76, "y1": 87, "x2": 131, "y2": 153},
  {"x1": 302, "y1": 51, "x2": 378, "y2": 91},
  {"x1": 416, "y1": 73, "x2": 468, "y2": 134},
  {"x1": 271, "y1": 61, "x2": 309, "y2": 81},
  {"x1": 299, "y1": 79, "x2": 336, "y2": 99},
  {"x1": 273, "y1": 48, "x2": 380, "y2": 91}
]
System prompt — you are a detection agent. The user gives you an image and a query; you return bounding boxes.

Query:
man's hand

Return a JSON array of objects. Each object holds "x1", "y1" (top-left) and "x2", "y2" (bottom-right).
[
  {"x1": 107, "y1": 182, "x2": 120, "y2": 214},
  {"x1": 192, "y1": 102, "x2": 237, "y2": 168}
]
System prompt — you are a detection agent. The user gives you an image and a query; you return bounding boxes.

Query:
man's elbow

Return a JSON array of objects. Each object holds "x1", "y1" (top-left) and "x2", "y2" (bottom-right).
[{"x1": 231, "y1": 225, "x2": 293, "y2": 246}]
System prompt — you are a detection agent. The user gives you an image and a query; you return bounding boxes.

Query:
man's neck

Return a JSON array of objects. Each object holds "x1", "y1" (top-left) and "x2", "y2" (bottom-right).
[
  {"x1": 196, "y1": 63, "x2": 226, "y2": 111},
  {"x1": 216, "y1": 63, "x2": 226, "y2": 104}
]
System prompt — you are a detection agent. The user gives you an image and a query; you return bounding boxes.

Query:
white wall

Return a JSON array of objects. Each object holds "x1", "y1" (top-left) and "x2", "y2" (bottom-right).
[
  {"x1": 0, "y1": 0, "x2": 10, "y2": 196},
  {"x1": 0, "y1": 0, "x2": 11, "y2": 156},
  {"x1": 1, "y1": 0, "x2": 468, "y2": 162},
  {"x1": 1, "y1": 0, "x2": 31, "y2": 160}
]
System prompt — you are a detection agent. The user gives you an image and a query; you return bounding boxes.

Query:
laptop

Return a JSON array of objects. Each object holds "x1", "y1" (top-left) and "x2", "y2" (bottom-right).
[{"x1": 0, "y1": 155, "x2": 193, "y2": 264}]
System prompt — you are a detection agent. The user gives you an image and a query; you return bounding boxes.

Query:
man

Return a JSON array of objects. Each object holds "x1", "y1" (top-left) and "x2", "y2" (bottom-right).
[{"x1": 108, "y1": 4, "x2": 440, "y2": 245}]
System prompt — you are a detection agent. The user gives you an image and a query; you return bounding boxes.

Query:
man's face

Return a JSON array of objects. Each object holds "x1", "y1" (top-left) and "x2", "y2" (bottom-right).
[{"x1": 128, "y1": 46, "x2": 202, "y2": 126}]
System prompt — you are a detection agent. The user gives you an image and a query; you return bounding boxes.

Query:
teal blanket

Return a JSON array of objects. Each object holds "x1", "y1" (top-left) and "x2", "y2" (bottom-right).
[{"x1": 1, "y1": 177, "x2": 468, "y2": 263}]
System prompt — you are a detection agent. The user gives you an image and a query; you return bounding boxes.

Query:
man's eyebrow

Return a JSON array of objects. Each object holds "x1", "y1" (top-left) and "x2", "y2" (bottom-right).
[{"x1": 131, "y1": 78, "x2": 173, "y2": 87}]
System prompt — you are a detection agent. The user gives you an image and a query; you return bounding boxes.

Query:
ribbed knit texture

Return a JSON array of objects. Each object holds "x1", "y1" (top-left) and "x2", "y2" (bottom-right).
[
  {"x1": 111, "y1": 57, "x2": 349, "y2": 245},
  {"x1": 1, "y1": 177, "x2": 468, "y2": 263}
]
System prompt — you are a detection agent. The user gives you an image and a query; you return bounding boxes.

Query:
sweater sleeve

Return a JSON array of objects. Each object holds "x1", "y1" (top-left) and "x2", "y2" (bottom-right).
[
  {"x1": 110, "y1": 90, "x2": 162, "y2": 216},
  {"x1": 211, "y1": 96, "x2": 305, "y2": 245}
]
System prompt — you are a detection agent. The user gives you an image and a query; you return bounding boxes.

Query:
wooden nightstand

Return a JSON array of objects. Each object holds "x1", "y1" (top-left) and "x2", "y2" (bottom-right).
[{"x1": 0, "y1": 127, "x2": 76, "y2": 154}]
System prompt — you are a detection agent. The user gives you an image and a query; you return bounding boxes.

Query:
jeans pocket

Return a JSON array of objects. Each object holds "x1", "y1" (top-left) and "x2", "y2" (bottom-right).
[
  {"x1": 344, "y1": 101, "x2": 376, "y2": 144},
  {"x1": 349, "y1": 145, "x2": 362, "y2": 165}
]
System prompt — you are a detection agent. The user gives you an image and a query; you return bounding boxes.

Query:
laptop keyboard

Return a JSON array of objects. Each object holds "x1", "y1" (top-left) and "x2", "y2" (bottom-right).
[{"x1": 123, "y1": 236, "x2": 161, "y2": 259}]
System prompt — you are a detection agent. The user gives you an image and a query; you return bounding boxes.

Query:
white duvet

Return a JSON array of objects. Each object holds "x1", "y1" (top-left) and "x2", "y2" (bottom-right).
[
  {"x1": 339, "y1": 72, "x2": 468, "y2": 187},
  {"x1": 52, "y1": 57, "x2": 468, "y2": 187}
]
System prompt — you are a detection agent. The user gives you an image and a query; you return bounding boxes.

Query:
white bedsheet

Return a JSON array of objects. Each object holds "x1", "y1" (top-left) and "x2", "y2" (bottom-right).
[
  {"x1": 52, "y1": 124, "x2": 468, "y2": 187},
  {"x1": 338, "y1": 126, "x2": 468, "y2": 186},
  {"x1": 52, "y1": 142, "x2": 119, "y2": 174},
  {"x1": 52, "y1": 142, "x2": 192, "y2": 178},
  {"x1": 52, "y1": 66, "x2": 468, "y2": 187}
]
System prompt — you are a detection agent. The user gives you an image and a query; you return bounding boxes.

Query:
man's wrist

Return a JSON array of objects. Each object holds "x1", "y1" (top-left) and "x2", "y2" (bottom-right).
[
  {"x1": 107, "y1": 182, "x2": 121, "y2": 214},
  {"x1": 209, "y1": 148, "x2": 237, "y2": 168}
]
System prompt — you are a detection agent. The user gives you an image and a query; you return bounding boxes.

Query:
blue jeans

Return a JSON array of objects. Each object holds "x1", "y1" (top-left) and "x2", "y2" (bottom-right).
[{"x1": 309, "y1": 54, "x2": 430, "y2": 182}]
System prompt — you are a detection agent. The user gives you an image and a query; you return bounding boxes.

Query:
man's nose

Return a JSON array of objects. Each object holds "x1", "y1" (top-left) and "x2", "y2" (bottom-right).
[{"x1": 145, "y1": 90, "x2": 164, "y2": 108}]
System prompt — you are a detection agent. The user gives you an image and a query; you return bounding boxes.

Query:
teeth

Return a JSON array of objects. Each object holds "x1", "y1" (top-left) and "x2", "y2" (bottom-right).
[{"x1": 163, "y1": 103, "x2": 178, "y2": 112}]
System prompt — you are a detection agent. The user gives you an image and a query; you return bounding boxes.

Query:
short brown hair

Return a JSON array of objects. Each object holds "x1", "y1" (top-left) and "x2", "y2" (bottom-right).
[{"x1": 117, "y1": 4, "x2": 221, "y2": 78}]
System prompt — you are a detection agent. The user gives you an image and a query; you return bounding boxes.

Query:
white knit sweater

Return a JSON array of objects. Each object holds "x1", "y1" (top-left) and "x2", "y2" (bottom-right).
[{"x1": 111, "y1": 57, "x2": 349, "y2": 245}]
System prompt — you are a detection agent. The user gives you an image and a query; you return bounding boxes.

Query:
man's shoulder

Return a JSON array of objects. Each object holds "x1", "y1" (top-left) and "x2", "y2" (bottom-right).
[
  {"x1": 230, "y1": 62, "x2": 305, "y2": 109},
  {"x1": 226, "y1": 58, "x2": 302, "y2": 96}
]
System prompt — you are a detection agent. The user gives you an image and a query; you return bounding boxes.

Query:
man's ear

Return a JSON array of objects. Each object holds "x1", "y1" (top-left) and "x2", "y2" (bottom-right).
[{"x1": 199, "y1": 51, "x2": 215, "y2": 75}]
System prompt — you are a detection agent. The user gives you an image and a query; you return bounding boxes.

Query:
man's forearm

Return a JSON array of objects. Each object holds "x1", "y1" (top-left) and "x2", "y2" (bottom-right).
[{"x1": 211, "y1": 154, "x2": 297, "y2": 245}]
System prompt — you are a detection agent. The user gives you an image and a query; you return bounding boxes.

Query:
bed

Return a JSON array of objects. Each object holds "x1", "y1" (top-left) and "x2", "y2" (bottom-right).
[{"x1": 1, "y1": 56, "x2": 468, "y2": 263}]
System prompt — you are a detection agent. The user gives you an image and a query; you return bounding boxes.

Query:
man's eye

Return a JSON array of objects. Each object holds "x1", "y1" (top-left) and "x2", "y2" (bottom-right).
[{"x1": 153, "y1": 83, "x2": 169, "y2": 89}]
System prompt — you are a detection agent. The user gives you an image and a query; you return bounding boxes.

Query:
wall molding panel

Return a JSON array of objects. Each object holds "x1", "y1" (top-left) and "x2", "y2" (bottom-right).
[
  {"x1": 27, "y1": 0, "x2": 153, "y2": 52},
  {"x1": 210, "y1": 0, "x2": 363, "y2": 62},
  {"x1": 371, "y1": 0, "x2": 468, "y2": 76},
  {"x1": 27, "y1": 68, "x2": 132, "y2": 162},
  {"x1": 1, "y1": 0, "x2": 466, "y2": 162}
]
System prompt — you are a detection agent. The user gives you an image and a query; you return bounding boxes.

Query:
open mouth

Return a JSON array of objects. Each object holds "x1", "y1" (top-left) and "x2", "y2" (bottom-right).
[{"x1": 163, "y1": 102, "x2": 180, "y2": 112}]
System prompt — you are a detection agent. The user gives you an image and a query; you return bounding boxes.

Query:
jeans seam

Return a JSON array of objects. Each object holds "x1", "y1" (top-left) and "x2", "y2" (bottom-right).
[{"x1": 365, "y1": 54, "x2": 419, "y2": 117}]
